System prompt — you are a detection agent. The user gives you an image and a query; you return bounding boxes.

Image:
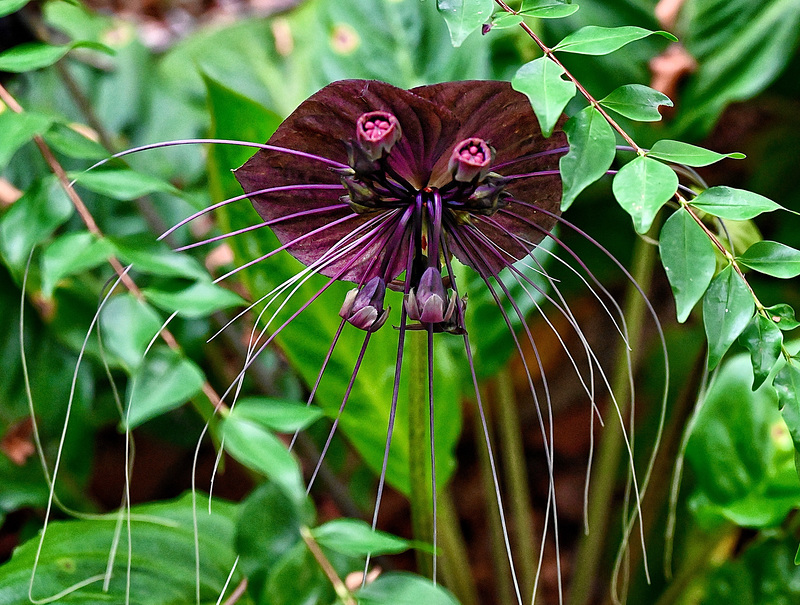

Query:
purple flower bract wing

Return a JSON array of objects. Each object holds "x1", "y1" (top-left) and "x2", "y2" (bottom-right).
[{"x1": 234, "y1": 79, "x2": 566, "y2": 282}]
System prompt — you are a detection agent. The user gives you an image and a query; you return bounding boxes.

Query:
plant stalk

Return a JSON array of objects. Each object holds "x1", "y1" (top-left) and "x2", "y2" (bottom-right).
[{"x1": 408, "y1": 329, "x2": 434, "y2": 578}]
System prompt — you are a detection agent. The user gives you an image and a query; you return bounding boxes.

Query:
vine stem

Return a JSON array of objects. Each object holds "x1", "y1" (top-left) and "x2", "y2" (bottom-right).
[
  {"x1": 300, "y1": 526, "x2": 357, "y2": 605},
  {"x1": 408, "y1": 329, "x2": 434, "y2": 578},
  {"x1": 492, "y1": 0, "x2": 642, "y2": 153},
  {"x1": 0, "y1": 81, "x2": 224, "y2": 411}
]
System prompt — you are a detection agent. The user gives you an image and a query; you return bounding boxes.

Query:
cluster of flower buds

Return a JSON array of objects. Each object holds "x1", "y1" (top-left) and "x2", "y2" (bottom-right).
[
  {"x1": 448, "y1": 137, "x2": 494, "y2": 183},
  {"x1": 339, "y1": 276, "x2": 390, "y2": 332}
]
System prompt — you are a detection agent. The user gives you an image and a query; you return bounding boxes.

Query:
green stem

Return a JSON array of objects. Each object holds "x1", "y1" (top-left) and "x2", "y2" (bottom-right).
[
  {"x1": 408, "y1": 329, "x2": 433, "y2": 578},
  {"x1": 495, "y1": 370, "x2": 539, "y2": 602},
  {"x1": 567, "y1": 230, "x2": 659, "y2": 605},
  {"x1": 438, "y1": 489, "x2": 480, "y2": 605}
]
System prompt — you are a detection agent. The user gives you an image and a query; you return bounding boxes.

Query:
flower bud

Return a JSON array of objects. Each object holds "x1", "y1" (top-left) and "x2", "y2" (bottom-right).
[
  {"x1": 464, "y1": 174, "x2": 510, "y2": 216},
  {"x1": 356, "y1": 111, "x2": 402, "y2": 162},
  {"x1": 405, "y1": 267, "x2": 454, "y2": 324},
  {"x1": 340, "y1": 276, "x2": 389, "y2": 332},
  {"x1": 448, "y1": 137, "x2": 494, "y2": 183}
]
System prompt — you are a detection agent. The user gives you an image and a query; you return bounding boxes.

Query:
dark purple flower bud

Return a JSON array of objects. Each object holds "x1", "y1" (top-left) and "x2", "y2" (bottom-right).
[
  {"x1": 405, "y1": 267, "x2": 455, "y2": 324},
  {"x1": 464, "y1": 174, "x2": 510, "y2": 216},
  {"x1": 356, "y1": 111, "x2": 402, "y2": 162},
  {"x1": 481, "y1": 23, "x2": 493, "y2": 35},
  {"x1": 340, "y1": 276, "x2": 389, "y2": 332},
  {"x1": 338, "y1": 171, "x2": 382, "y2": 212}
]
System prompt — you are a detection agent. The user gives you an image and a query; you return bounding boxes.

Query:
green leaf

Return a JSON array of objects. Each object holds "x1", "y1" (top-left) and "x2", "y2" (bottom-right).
[
  {"x1": 100, "y1": 294, "x2": 165, "y2": 371},
  {"x1": 519, "y1": 0, "x2": 580, "y2": 19},
  {"x1": 685, "y1": 354, "x2": 779, "y2": 511},
  {"x1": 659, "y1": 207, "x2": 717, "y2": 323},
  {"x1": 764, "y1": 304, "x2": 800, "y2": 331},
  {"x1": 229, "y1": 397, "x2": 324, "y2": 433},
  {"x1": 690, "y1": 186, "x2": 782, "y2": 220},
  {"x1": 490, "y1": 12, "x2": 523, "y2": 29},
  {"x1": 126, "y1": 346, "x2": 205, "y2": 428},
  {"x1": 43, "y1": 122, "x2": 107, "y2": 160},
  {"x1": 311, "y1": 519, "x2": 411, "y2": 557},
  {"x1": 70, "y1": 168, "x2": 180, "y2": 200},
  {"x1": 775, "y1": 362, "x2": 800, "y2": 463},
  {"x1": 109, "y1": 234, "x2": 208, "y2": 280},
  {"x1": 40, "y1": 232, "x2": 114, "y2": 297},
  {"x1": 0, "y1": 111, "x2": 53, "y2": 169},
  {"x1": 221, "y1": 410, "x2": 305, "y2": 504},
  {"x1": 703, "y1": 265, "x2": 755, "y2": 369},
  {"x1": 599, "y1": 84, "x2": 673, "y2": 122},
  {"x1": 0, "y1": 177, "x2": 73, "y2": 273},
  {"x1": 0, "y1": 493, "x2": 242, "y2": 605},
  {"x1": 612, "y1": 155, "x2": 677, "y2": 233},
  {"x1": 436, "y1": 0, "x2": 494, "y2": 47},
  {"x1": 738, "y1": 315, "x2": 783, "y2": 390},
  {"x1": 558, "y1": 105, "x2": 615, "y2": 210},
  {"x1": 647, "y1": 140, "x2": 745, "y2": 167},
  {"x1": 0, "y1": 40, "x2": 113, "y2": 72},
  {"x1": 236, "y1": 483, "x2": 311, "y2": 586},
  {"x1": 737, "y1": 241, "x2": 800, "y2": 279},
  {"x1": 0, "y1": 0, "x2": 31, "y2": 19},
  {"x1": 553, "y1": 25, "x2": 676, "y2": 55},
  {"x1": 511, "y1": 56, "x2": 575, "y2": 138},
  {"x1": 356, "y1": 572, "x2": 460, "y2": 605},
  {"x1": 143, "y1": 280, "x2": 246, "y2": 318}
]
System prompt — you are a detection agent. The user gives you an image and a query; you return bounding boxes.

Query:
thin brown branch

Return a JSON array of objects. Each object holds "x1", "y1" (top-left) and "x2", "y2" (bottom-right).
[{"x1": 301, "y1": 526, "x2": 357, "y2": 605}]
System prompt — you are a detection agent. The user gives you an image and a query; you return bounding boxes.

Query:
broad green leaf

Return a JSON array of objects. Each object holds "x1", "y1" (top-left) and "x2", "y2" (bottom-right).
[
  {"x1": 265, "y1": 541, "x2": 343, "y2": 605},
  {"x1": 512, "y1": 56, "x2": 575, "y2": 138},
  {"x1": 690, "y1": 186, "x2": 782, "y2": 220},
  {"x1": 0, "y1": 40, "x2": 113, "y2": 72},
  {"x1": 100, "y1": 294, "x2": 164, "y2": 372},
  {"x1": 70, "y1": 168, "x2": 180, "y2": 200},
  {"x1": 599, "y1": 84, "x2": 673, "y2": 122},
  {"x1": 40, "y1": 232, "x2": 114, "y2": 297},
  {"x1": 236, "y1": 483, "x2": 311, "y2": 586},
  {"x1": 0, "y1": 177, "x2": 73, "y2": 273},
  {"x1": 685, "y1": 354, "x2": 777, "y2": 510},
  {"x1": 559, "y1": 105, "x2": 615, "y2": 210},
  {"x1": 229, "y1": 396, "x2": 324, "y2": 433},
  {"x1": 659, "y1": 207, "x2": 717, "y2": 323},
  {"x1": 765, "y1": 304, "x2": 800, "y2": 331},
  {"x1": 221, "y1": 411, "x2": 305, "y2": 503},
  {"x1": 553, "y1": 25, "x2": 676, "y2": 55},
  {"x1": 703, "y1": 265, "x2": 755, "y2": 369},
  {"x1": 143, "y1": 280, "x2": 246, "y2": 318},
  {"x1": 738, "y1": 315, "x2": 783, "y2": 390},
  {"x1": 0, "y1": 493, "x2": 243, "y2": 605},
  {"x1": 436, "y1": 0, "x2": 493, "y2": 47},
  {"x1": 109, "y1": 234, "x2": 208, "y2": 280},
  {"x1": 43, "y1": 122, "x2": 107, "y2": 160},
  {"x1": 311, "y1": 519, "x2": 411, "y2": 557},
  {"x1": 737, "y1": 241, "x2": 800, "y2": 279},
  {"x1": 520, "y1": 0, "x2": 580, "y2": 19},
  {"x1": 648, "y1": 140, "x2": 744, "y2": 167},
  {"x1": 0, "y1": 0, "x2": 30, "y2": 18},
  {"x1": 775, "y1": 362, "x2": 800, "y2": 479},
  {"x1": 612, "y1": 155, "x2": 677, "y2": 233},
  {"x1": 0, "y1": 111, "x2": 53, "y2": 169},
  {"x1": 356, "y1": 572, "x2": 460, "y2": 605},
  {"x1": 126, "y1": 346, "x2": 205, "y2": 428}
]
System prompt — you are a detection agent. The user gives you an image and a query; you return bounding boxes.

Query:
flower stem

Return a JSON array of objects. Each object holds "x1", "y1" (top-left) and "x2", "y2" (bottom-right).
[
  {"x1": 568, "y1": 227, "x2": 659, "y2": 605},
  {"x1": 408, "y1": 329, "x2": 434, "y2": 578}
]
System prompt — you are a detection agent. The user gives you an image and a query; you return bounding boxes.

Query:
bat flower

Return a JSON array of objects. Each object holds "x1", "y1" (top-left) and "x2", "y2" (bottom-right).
[{"x1": 234, "y1": 79, "x2": 566, "y2": 334}]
